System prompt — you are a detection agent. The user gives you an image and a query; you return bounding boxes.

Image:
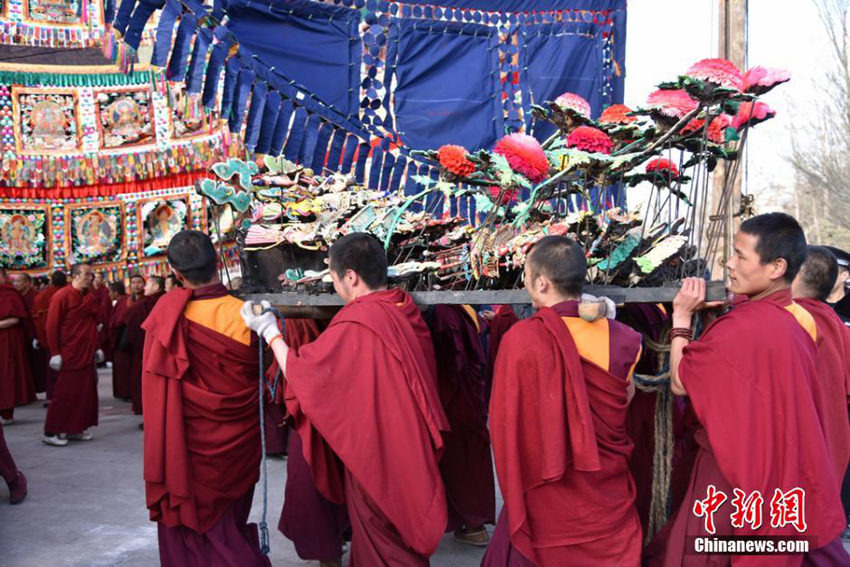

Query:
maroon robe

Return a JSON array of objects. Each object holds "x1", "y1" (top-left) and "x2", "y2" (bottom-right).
[
  {"x1": 284, "y1": 288, "x2": 449, "y2": 565},
  {"x1": 44, "y1": 286, "x2": 99, "y2": 434},
  {"x1": 142, "y1": 284, "x2": 268, "y2": 566},
  {"x1": 484, "y1": 301, "x2": 643, "y2": 567},
  {"x1": 277, "y1": 318, "x2": 350, "y2": 562},
  {"x1": 429, "y1": 304, "x2": 496, "y2": 531},
  {"x1": 795, "y1": 298, "x2": 850, "y2": 489},
  {"x1": 485, "y1": 305, "x2": 519, "y2": 406},
  {"x1": 0, "y1": 284, "x2": 35, "y2": 416},
  {"x1": 90, "y1": 285, "x2": 111, "y2": 357},
  {"x1": 32, "y1": 285, "x2": 61, "y2": 398},
  {"x1": 126, "y1": 291, "x2": 165, "y2": 415},
  {"x1": 646, "y1": 289, "x2": 846, "y2": 567},
  {"x1": 110, "y1": 295, "x2": 133, "y2": 400},
  {"x1": 0, "y1": 422, "x2": 19, "y2": 484},
  {"x1": 19, "y1": 287, "x2": 46, "y2": 394}
]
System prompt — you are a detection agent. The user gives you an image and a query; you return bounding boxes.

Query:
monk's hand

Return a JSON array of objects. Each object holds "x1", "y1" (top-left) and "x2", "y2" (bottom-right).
[
  {"x1": 672, "y1": 277, "x2": 707, "y2": 327},
  {"x1": 32, "y1": 338, "x2": 38, "y2": 350},
  {"x1": 49, "y1": 355, "x2": 62, "y2": 371},
  {"x1": 94, "y1": 349, "x2": 105, "y2": 364},
  {"x1": 240, "y1": 300, "x2": 282, "y2": 344}
]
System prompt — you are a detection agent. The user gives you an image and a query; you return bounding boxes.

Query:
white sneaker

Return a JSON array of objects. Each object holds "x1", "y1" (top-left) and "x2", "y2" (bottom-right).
[
  {"x1": 0, "y1": 418, "x2": 14, "y2": 426},
  {"x1": 67, "y1": 431, "x2": 93, "y2": 441},
  {"x1": 42, "y1": 434, "x2": 68, "y2": 446}
]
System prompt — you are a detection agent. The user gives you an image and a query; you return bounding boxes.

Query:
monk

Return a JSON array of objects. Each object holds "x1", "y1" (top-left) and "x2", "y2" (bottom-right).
[
  {"x1": 111, "y1": 278, "x2": 141, "y2": 401},
  {"x1": 481, "y1": 235, "x2": 642, "y2": 567},
  {"x1": 274, "y1": 318, "x2": 350, "y2": 567},
  {"x1": 164, "y1": 273, "x2": 182, "y2": 292},
  {"x1": 32, "y1": 271, "x2": 66, "y2": 399},
  {"x1": 241, "y1": 232, "x2": 449, "y2": 567},
  {"x1": 14, "y1": 273, "x2": 42, "y2": 394},
  {"x1": 0, "y1": 423, "x2": 26, "y2": 504},
  {"x1": 428, "y1": 304, "x2": 495, "y2": 545},
  {"x1": 824, "y1": 246, "x2": 850, "y2": 325},
  {"x1": 43, "y1": 264, "x2": 102, "y2": 447},
  {"x1": 482, "y1": 305, "x2": 519, "y2": 406},
  {"x1": 125, "y1": 276, "x2": 164, "y2": 418},
  {"x1": 647, "y1": 213, "x2": 847, "y2": 566},
  {"x1": 792, "y1": 247, "x2": 850, "y2": 496},
  {"x1": 91, "y1": 272, "x2": 110, "y2": 362},
  {"x1": 0, "y1": 269, "x2": 36, "y2": 425},
  {"x1": 142, "y1": 230, "x2": 269, "y2": 566}
]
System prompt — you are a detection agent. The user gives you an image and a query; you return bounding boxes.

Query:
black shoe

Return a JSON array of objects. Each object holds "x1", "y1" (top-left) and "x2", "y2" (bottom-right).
[{"x1": 137, "y1": 423, "x2": 144, "y2": 431}]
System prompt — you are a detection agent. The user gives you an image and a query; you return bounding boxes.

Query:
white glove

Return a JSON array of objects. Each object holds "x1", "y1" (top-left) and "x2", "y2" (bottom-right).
[
  {"x1": 240, "y1": 300, "x2": 282, "y2": 344},
  {"x1": 579, "y1": 294, "x2": 617, "y2": 321},
  {"x1": 32, "y1": 338, "x2": 38, "y2": 350},
  {"x1": 95, "y1": 349, "x2": 105, "y2": 364},
  {"x1": 96, "y1": 323, "x2": 104, "y2": 333},
  {"x1": 49, "y1": 355, "x2": 62, "y2": 371}
]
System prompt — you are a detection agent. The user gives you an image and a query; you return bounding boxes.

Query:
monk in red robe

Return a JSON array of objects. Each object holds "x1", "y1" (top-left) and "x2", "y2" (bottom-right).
[
  {"x1": 647, "y1": 213, "x2": 848, "y2": 566},
  {"x1": 109, "y1": 281, "x2": 133, "y2": 400},
  {"x1": 242, "y1": 232, "x2": 449, "y2": 567},
  {"x1": 482, "y1": 305, "x2": 519, "y2": 406},
  {"x1": 126, "y1": 276, "x2": 165, "y2": 418},
  {"x1": 0, "y1": 269, "x2": 36, "y2": 424},
  {"x1": 13, "y1": 273, "x2": 42, "y2": 394},
  {"x1": 43, "y1": 264, "x2": 102, "y2": 447},
  {"x1": 428, "y1": 304, "x2": 495, "y2": 545},
  {"x1": 0, "y1": 422, "x2": 26, "y2": 504},
  {"x1": 793, "y1": 247, "x2": 850, "y2": 493},
  {"x1": 142, "y1": 230, "x2": 269, "y2": 567},
  {"x1": 113, "y1": 275, "x2": 144, "y2": 400},
  {"x1": 481, "y1": 236, "x2": 642, "y2": 567},
  {"x1": 91, "y1": 272, "x2": 110, "y2": 362},
  {"x1": 274, "y1": 318, "x2": 350, "y2": 567},
  {"x1": 32, "y1": 271, "x2": 66, "y2": 400}
]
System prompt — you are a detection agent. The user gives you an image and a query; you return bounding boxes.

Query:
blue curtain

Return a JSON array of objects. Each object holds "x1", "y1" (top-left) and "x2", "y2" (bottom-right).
[
  {"x1": 520, "y1": 24, "x2": 605, "y2": 140},
  {"x1": 388, "y1": 19, "x2": 502, "y2": 151},
  {"x1": 225, "y1": 0, "x2": 361, "y2": 117}
]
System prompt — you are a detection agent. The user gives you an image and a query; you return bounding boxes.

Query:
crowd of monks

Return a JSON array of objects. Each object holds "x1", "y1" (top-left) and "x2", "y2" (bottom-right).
[{"x1": 1, "y1": 212, "x2": 849, "y2": 567}]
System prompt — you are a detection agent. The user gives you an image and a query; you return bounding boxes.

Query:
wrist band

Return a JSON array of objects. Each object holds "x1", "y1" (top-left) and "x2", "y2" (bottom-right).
[
  {"x1": 267, "y1": 334, "x2": 283, "y2": 348},
  {"x1": 667, "y1": 327, "x2": 693, "y2": 342}
]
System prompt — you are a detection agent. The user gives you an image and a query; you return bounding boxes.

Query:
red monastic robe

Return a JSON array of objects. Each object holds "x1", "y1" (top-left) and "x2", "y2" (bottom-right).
[
  {"x1": 126, "y1": 291, "x2": 165, "y2": 415},
  {"x1": 485, "y1": 305, "x2": 519, "y2": 406},
  {"x1": 0, "y1": 284, "x2": 35, "y2": 413},
  {"x1": 142, "y1": 284, "x2": 268, "y2": 567},
  {"x1": 277, "y1": 318, "x2": 350, "y2": 563},
  {"x1": 284, "y1": 288, "x2": 449, "y2": 565},
  {"x1": 484, "y1": 301, "x2": 643, "y2": 567},
  {"x1": 32, "y1": 285, "x2": 61, "y2": 398},
  {"x1": 429, "y1": 304, "x2": 496, "y2": 531},
  {"x1": 646, "y1": 289, "x2": 846, "y2": 567},
  {"x1": 90, "y1": 285, "x2": 111, "y2": 355},
  {"x1": 109, "y1": 295, "x2": 132, "y2": 400},
  {"x1": 795, "y1": 297, "x2": 850, "y2": 489},
  {"x1": 19, "y1": 286, "x2": 45, "y2": 394},
  {"x1": 44, "y1": 286, "x2": 100, "y2": 434}
]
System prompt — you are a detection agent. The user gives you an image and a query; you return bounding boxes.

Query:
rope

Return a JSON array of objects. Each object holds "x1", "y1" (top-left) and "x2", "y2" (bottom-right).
[
  {"x1": 633, "y1": 334, "x2": 674, "y2": 544},
  {"x1": 256, "y1": 306, "x2": 285, "y2": 555}
]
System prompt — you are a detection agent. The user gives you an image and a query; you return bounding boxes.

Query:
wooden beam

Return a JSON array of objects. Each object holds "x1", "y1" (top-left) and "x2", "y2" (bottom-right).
[{"x1": 244, "y1": 281, "x2": 727, "y2": 308}]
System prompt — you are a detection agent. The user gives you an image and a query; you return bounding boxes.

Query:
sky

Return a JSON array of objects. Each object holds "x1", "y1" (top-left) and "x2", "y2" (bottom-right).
[{"x1": 623, "y1": 0, "x2": 830, "y2": 211}]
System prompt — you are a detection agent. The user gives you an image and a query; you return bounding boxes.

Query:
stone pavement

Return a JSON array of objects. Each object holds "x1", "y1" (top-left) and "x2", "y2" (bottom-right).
[{"x1": 0, "y1": 368, "x2": 492, "y2": 567}]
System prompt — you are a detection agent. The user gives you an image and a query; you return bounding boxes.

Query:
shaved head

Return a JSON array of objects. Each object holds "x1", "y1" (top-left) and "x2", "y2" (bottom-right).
[{"x1": 794, "y1": 246, "x2": 838, "y2": 302}]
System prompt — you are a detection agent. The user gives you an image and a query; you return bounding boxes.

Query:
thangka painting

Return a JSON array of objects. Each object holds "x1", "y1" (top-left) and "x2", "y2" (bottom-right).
[
  {"x1": 23, "y1": 0, "x2": 87, "y2": 25},
  {"x1": 168, "y1": 82, "x2": 209, "y2": 139},
  {"x1": 138, "y1": 196, "x2": 190, "y2": 257},
  {"x1": 96, "y1": 89, "x2": 155, "y2": 149},
  {"x1": 66, "y1": 203, "x2": 124, "y2": 266},
  {"x1": 0, "y1": 205, "x2": 50, "y2": 270},
  {"x1": 13, "y1": 88, "x2": 81, "y2": 154}
]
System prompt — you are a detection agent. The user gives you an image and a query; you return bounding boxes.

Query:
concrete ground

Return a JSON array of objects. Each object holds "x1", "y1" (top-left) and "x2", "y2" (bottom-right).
[{"x1": 0, "y1": 368, "x2": 491, "y2": 567}]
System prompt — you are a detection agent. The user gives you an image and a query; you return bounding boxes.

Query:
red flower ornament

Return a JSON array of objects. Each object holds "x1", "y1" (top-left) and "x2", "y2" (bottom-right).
[
  {"x1": 646, "y1": 89, "x2": 699, "y2": 119},
  {"x1": 732, "y1": 101, "x2": 776, "y2": 130},
  {"x1": 566, "y1": 125, "x2": 613, "y2": 154},
  {"x1": 742, "y1": 66, "x2": 790, "y2": 95},
  {"x1": 599, "y1": 104, "x2": 636, "y2": 125},
  {"x1": 437, "y1": 144, "x2": 476, "y2": 177},
  {"x1": 554, "y1": 92, "x2": 592, "y2": 118},
  {"x1": 492, "y1": 133, "x2": 550, "y2": 183},
  {"x1": 686, "y1": 58, "x2": 744, "y2": 91}
]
